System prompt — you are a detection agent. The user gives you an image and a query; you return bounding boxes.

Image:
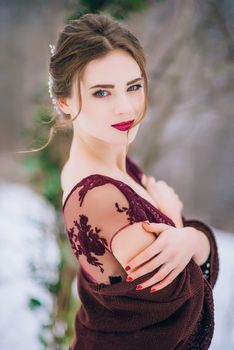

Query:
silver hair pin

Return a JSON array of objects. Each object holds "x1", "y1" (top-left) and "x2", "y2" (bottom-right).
[{"x1": 48, "y1": 44, "x2": 63, "y2": 116}]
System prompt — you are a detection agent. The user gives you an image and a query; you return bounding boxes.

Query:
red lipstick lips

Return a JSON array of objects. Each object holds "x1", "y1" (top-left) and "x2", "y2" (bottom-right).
[{"x1": 111, "y1": 120, "x2": 134, "y2": 131}]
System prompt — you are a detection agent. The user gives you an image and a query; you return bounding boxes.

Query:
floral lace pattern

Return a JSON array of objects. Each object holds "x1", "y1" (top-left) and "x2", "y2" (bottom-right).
[
  {"x1": 67, "y1": 214, "x2": 108, "y2": 273},
  {"x1": 62, "y1": 155, "x2": 219, "y2": 350},
  {"x1": 63, "y1": 159, "x2": 175, "y2": 281}
]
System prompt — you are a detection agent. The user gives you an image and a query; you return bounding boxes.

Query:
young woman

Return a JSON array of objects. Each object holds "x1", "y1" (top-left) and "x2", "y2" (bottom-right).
[{"x1": 48, "y1": 13, "x2": 219, "y2": 350}]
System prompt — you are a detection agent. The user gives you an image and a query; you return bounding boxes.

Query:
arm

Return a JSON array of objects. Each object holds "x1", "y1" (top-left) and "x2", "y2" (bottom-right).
[
  {"x1": 190, "y1": 227, "x2": 210, "y2": 266},
  {"x1": 63, "y1": 180, "x2": 158, "y2": 284},
  {"x1": 182, "y1": 215, "x2": 219, "y2": 288},
  {"x1": 126, "y1": 156, "x2": 219, "y2": 288},
  {"x1": 82, "y1": 182, "x2": 198, "y2": 294},
  {"x1": 139, "y1": 168, "x2": 215, "y2": 278},
  {"x1": 111, "y1": 221, "x2": 157, "y2": 267},
  {"x1": 88, "y1": 183, "x2": 157, "y2": 267}
]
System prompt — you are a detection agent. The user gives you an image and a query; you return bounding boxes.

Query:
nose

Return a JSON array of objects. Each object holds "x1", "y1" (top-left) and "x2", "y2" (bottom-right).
[{"x1": 113, "y1": 93, "x2": 133, "y2": 119}]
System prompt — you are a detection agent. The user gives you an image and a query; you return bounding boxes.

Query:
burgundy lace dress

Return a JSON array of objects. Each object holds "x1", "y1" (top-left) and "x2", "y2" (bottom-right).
[{"x1": 62, "y1": 155, "x2": 219, "y2": 350}]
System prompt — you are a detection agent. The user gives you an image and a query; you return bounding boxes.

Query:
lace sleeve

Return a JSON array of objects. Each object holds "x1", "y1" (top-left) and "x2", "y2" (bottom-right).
[
  {"x1": 63, "y1": 179, "x2": 140, "y2": 282},
  {"x1": 77, "y1": 182, "x2": 136, "y2": 252},
  {"x1": 182, "y1": 215, "x2": 219, "y2": 288}
]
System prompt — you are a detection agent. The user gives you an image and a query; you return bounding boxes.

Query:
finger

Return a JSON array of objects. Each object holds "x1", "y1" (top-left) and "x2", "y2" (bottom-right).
[
  {"x1": 128, "y1": 250, "x2": 169, "y2": 280},
  {"x1": 142, "y1": 222, "x2": 171, "y2": 233},
  {"x1": 125, "y1": 239, "x2": 165, "y2": 272},
  {"x1": 142, "y1": 223, "x2": 161, "y2": 238},
  {"x1": 147, "y1": 176, "x2": 156, "y2": 184},
  {"x1": 150, "y1": 267, "x2": 181, "y2": 292},
  {"x1": 127, "y1": 257, "x2": 161, "y2": 283},
  {"x1": 141, "y1": 174, "x2": 147, "y2": 186},
  {"x1": 136, "y1": 262, "x2": 176, "y2": 290}
]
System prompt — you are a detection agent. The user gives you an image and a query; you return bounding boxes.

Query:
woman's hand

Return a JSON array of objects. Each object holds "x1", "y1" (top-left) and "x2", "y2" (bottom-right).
[
  {"x1": 142, "y1": 174, "x2": 184, "y2": 228},
  {"x1": 125, "y1": 221, "x2": 197, "y2": 293}
]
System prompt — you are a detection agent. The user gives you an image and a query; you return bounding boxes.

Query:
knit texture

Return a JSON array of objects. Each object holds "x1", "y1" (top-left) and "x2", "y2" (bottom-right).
[{"x1": 62, "y1": 155, "x2": 219, "y2": 350}]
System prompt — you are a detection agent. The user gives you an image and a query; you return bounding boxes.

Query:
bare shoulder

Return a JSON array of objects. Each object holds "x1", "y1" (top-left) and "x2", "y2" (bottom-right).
[
  {"x1": 61, "y1": 163, "x2": 84, "y2": 207},
  {"x1": 61, "y1": 160, "x2": 89, "y2": 193},
  {"x1": 61, "y1": 158, "x2": 110, "y2": 206}
]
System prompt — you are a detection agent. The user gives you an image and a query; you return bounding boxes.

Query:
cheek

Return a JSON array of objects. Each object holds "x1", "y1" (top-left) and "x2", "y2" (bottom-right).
[
  {"x1": 83, "y1": 99, "x2": 108, "y2": 120},
  {"x1": 77, "y1": 109, "x2": 107, "y2": 136},
  {"x1": 136, "y1": 92, "x2": 145, "y2": 109},
  {"x1": 82, "y1": 101, "x2": 111, "y2": 129}
]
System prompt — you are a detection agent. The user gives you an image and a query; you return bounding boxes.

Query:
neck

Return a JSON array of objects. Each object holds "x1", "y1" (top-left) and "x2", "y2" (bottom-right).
[{"x1": 69, "y1": 126, "x2": 128, "y2": 174}]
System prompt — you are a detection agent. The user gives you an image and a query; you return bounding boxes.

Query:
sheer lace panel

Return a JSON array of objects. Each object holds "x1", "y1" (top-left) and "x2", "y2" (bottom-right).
[
  {"x1": 62, "y1": 156, "x2": 218, "y2": 289},
  {"x1": 63, "y1": 179, "x2": 142, "y2": 285}
]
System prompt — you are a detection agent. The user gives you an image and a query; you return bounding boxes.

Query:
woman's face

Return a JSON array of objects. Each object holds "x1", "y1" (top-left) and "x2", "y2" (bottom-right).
[{"x1": 65, "y1": 49, "x2": 145, "y2": 145}]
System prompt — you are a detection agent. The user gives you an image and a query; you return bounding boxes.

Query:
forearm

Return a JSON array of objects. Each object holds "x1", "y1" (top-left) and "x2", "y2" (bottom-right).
[
  {"x1": 181, "y1": 215, "x2": 219, "y2": 288},
  {"x1": 174, "y1": 216, "x2": 211, "y2": 264},
  {"x1": 161, "y1": 211, "x2": 211, "y2": 265},
  {"x1": 190, "y1": 227, "x2": 211, "y2": 266},
  {"x1": 170, "y1": 215, "x2": 211, "y2": 264}
]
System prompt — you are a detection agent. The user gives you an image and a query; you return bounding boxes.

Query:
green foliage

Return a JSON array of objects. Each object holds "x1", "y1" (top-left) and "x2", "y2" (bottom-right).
[
  {"x1": 64, "y1": 295, "x2": 80, "y2": 346},
  {"x1": 44, "y1": 279, "x2": 61, "y2": 296},
  {"x1": 21, "y1": 106, "x2": 62, "y2": 212},
  {"x1": 28, "y1": 297, "x2": 43, "y2": 310},
  {"x1": 66, "y1": 0, "x2": 150, "y2": 20}
]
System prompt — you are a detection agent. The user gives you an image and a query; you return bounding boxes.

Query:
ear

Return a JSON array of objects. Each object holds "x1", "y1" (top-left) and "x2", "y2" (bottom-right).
[{"x1": 57, "y1": 98, "x2": 71, "y2": 114}]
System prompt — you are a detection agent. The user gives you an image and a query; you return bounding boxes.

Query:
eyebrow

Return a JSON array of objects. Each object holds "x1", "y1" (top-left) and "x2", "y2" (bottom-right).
[{"x1": 89, "y1": 77, "x2": 143, "y2": 89}]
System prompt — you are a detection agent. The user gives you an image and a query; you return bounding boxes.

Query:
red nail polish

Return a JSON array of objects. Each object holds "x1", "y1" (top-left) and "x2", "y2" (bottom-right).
[
  {"x1": 136, "y1": 285, "x2": 143, "y2": 290},
  {"x1": 150, "y1": 288, "x2": 157, "y2": 293},
  {"x1": 126, "y1": 276, "x2": 133, "y2": 282},
  {"x1": 125, "y1": 265, "x2": 131, "y2": 271}
]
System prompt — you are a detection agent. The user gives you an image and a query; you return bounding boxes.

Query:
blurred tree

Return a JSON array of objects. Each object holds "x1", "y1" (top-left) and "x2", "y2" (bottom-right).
[{"x1": 65, "y1": 0, "x2": 151, "y2": 20}]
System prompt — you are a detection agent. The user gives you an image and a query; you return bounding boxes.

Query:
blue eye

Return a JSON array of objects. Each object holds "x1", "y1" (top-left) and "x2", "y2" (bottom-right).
[
  {"x1": 128, "y1": 84, "x2": 142, "y2": 91},
  {"x1": 93, "y1": 90, "x2": 108, "y2": 98},
  {"x1": 93, "y1": 84, "x2": 142, "y2": 98}
]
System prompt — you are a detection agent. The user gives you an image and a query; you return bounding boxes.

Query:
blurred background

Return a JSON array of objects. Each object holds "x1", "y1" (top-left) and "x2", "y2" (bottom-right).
[{"x1": 0, "y1": 0, "x2": 233, "y2": 349}]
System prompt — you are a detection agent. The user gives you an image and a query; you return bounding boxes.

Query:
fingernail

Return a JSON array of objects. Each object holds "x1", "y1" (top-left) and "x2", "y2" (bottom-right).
[
  {"x1": 150, "y1": 288, "x2": 157, "y2": 293},
  {"x1": 136, "y1": 285, "x2": 143, "y2": 290},
  {"x1": 126, "y1": 276, "x2": 133, "y2": 282},
  {"x1": 125, "y1": 265, "x2": 131, "y2": 271}
]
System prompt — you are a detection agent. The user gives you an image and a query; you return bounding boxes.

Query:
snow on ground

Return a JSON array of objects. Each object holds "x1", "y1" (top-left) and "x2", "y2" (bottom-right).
[
  {"x1": 0, "y1": 182, "x2": 60, "y2": 350},
  {"x1": 210, "y1": 228, "x2": 234, "y2": 349},
  {"x1": 0, "y1": 182, "x2": 233, "y2": 349}
]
